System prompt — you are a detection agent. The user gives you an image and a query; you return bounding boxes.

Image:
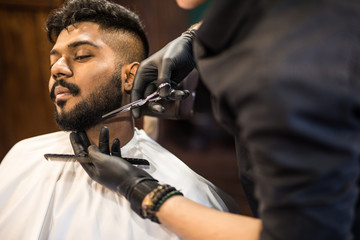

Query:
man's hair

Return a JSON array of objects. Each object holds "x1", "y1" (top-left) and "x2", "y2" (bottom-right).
[{"x1": 45, "y1": 0, "x2": 149, "y2": 61}]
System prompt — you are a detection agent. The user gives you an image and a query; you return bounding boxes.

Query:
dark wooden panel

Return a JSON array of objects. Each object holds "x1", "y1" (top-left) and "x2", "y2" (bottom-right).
[
  {"x1": 0, "y1": 6, "x2": 60, "y2": 159},
  {"x1": 0, "y1": 0, "x2": 62, "y2": 8}
]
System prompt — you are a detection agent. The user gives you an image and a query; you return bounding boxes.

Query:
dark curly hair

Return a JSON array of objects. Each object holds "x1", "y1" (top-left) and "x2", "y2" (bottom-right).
[{"x1": 45, "y1": 0, "x2": 149, "y2": 60}]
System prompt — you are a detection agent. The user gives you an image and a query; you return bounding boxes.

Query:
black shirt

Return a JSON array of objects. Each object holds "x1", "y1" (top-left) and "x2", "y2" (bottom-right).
[{"x1": 194, "y1": 0, "x2": 360, "y2": 239}]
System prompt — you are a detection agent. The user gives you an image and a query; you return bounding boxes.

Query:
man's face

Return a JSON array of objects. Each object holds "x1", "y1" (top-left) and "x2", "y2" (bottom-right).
[{"x1": 49, "y1": 22, "x2": 123, "y2": 131}]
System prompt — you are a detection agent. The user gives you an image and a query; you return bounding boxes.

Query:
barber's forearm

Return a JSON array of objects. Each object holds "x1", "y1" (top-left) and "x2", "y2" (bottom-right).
[{"x1": 156, "y1": 195, "x2": 262, "y2": 240}]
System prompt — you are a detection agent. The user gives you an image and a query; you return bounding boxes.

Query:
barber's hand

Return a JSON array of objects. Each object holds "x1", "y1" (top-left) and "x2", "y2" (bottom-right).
[
  {"x1": 131, "y1": 30, "x2": 197, "y2": 119},
  {"x1": 70, "y1": 126, "x2": 159, "y2": 216}
]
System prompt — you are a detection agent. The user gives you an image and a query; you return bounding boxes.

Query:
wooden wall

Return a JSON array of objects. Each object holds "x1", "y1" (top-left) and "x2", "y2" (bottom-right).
[{"x1": 0, "y1": 0, "x2": 61, "y2": 159}]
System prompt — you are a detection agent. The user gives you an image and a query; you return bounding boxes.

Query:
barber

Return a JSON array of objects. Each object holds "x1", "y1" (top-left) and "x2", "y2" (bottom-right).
[{"x1": 71, "y1": 0, "x2": 360, "y2": 239}]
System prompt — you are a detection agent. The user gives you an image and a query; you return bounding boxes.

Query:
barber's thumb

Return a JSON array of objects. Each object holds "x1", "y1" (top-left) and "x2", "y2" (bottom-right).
[
  {"x1": 70, "y1": 132, "x2": 87, "y2": 156},
  {"x1": 88, "y1": 145, "x2": 109, "y2": 163},
  {"x1": 78, "y1": 160, "x2": 96, "y2": 179},
  {"x1": 132, "y1": 107, "x2": 142, "y2": 120}
]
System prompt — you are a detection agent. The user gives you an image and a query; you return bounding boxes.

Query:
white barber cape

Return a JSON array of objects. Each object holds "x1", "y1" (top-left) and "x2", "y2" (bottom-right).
[{"x1": 0, "y1": 128, "x2": 229, "y2": 240}]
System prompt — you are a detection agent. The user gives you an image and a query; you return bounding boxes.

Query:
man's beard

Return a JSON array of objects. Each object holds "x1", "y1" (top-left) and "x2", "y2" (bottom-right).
[{"x1": 50, "y1": 71, "x2": 123, "y2": 131}]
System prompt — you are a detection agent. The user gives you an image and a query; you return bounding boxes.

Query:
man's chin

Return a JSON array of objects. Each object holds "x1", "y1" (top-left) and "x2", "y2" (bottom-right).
[
  {"x1": 55, "y1": 110, "x2": 102, "y2": 132},
  {"x1": 55, "y1": 109, "x2": 71, "y2": 118},
  {"x1": 55, "y1": 119, "x2": 86, "y2": 132},
  {"x1": 55, "y1": 103, "x2": 79, "y2": 119}
]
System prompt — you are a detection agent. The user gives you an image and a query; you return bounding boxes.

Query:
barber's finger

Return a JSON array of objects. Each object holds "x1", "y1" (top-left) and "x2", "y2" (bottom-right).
[
  {"x1": 144, "y1": 84, "x2": 166, "y2": 113},
  {"x1": 78, "y1": 131, "x2": 91, "y2": 149},
  {"x1": 131, "y1": 84, "x2": 143, "y2": 119},
  {"x1": 98, "y1": 126, "x2": 110, "y2": 154},
  {"x1": 70, "y1": 132, "x2": 88, "y2": 156},
  {"x1": 132, "y1": 61, "x2": 157, "y2": 98},
  {"x1": 144, "y1": 83, "x2": 157, "y2": 96},
  {"x1": 111, "y1": 138, "x2": 122, "y2": 158},
  {"x1": 157, "y1": 61, "x2": 174, "y2": 98},
  {"x1": 148, "y1": 102, "x2": 165, "y2": 114},
  {"x1": 132, "y1": 83, "x2": 157, "y2": 119},
  {"x1": 131, "y1": 63, "x2": 158, "y2": 119},
  {"x1": 131, "y1": 105, "x2": 141, "y2": 120},
  {"x1": 168, "y1": 89, "x2": 190, "y2": 101}
]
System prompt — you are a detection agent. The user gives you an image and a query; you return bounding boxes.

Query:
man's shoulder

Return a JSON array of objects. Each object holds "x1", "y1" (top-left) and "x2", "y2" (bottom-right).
[
  {"x1": 10, "y1": 131, "x2": 70, "y2": 153},
  {"x1": 131, "y1": 128, "x2": 174, "y2": 156},
  {"x1": 1, "y1": 131, "x2": 71, "y2": 168},
  {"x1": 17, "y1": 131, "x2": 69, "y2": 144}
]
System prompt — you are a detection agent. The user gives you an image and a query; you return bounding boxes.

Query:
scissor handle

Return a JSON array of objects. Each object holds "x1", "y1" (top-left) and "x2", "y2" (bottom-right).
[
  {"x1": 158, "y1": 82, "x2": 170, "y2": 89},
  {"x1": 101, "y1": 82, "x2": 172, "y2": 119}
]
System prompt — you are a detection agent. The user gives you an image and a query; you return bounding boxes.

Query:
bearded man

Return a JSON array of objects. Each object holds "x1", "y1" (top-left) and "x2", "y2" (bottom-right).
[{"x1": 0, "y1": 0, "x2": 235, "y2": 239}]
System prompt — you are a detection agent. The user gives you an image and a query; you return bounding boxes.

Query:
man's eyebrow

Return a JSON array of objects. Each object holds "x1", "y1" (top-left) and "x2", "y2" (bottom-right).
[
  {"x1": 49, "y1": 49, "x2": 59, "y2": 56},
  {"x1": 49, "y1": 41, "x2": 99, "y2": 56},
  {"x1": 68, "y1": 40, "x2": 99, "y2": 49}
]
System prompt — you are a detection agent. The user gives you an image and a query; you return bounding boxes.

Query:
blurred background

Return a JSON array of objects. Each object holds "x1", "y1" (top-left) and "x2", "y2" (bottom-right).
[{"x1": 0, "y1": 0, "x2": 252, "y2": 216}]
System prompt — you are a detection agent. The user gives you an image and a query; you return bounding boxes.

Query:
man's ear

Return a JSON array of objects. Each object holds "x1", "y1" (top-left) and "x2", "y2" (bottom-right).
[{"x1": 123, "y1": 62, "x2": 139, "y2": 93}]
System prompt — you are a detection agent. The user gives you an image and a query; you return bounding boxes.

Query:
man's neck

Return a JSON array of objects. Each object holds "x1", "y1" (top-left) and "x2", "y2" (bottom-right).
[{"x1": 85, "y1": 112, "x2": 135, "y2": 148}]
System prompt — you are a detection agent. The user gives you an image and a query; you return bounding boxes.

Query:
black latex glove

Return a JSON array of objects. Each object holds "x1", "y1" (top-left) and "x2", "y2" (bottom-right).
[
  {"x1": 131, "y1": 30, "x2": 197, "y2": 119},
  {"x1": 70, "y1": 126, "x2": 159, "y2": 216}
]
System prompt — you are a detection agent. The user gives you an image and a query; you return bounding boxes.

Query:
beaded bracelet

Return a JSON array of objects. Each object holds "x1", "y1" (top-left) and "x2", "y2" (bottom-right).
[{"x1": 141, "y1": 184, "x2": 183, "y2": 223}]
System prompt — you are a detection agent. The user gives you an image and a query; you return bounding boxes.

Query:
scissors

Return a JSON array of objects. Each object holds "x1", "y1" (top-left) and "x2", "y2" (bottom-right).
[{"x1": 102, "y1": 82, "x2": 171, "y2": 119}]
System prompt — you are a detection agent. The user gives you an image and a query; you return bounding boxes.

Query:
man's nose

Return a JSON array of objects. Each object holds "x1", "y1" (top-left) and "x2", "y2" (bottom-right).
[{"x1": 51, "y1": 57, "x2": 72, "y2": 80}]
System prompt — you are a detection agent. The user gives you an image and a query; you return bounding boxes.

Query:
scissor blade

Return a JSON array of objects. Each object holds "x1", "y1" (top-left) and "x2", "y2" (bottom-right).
[
  {"x1": 101, "y1": 83, "x2": 168, "y2": 119},
  {"x1": 102, "y1": 105, "x2": 131, "y2": 119},
  {"x1": 102, "y1": 99, "x2": 146, "y2": 119}
]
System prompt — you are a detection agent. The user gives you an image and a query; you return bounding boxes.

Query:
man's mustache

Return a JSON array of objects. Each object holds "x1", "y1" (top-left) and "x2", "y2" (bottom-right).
[{"x1": 50, "y1": 79, "x2": 80, "y2": 102}]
